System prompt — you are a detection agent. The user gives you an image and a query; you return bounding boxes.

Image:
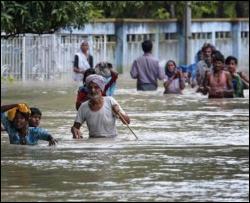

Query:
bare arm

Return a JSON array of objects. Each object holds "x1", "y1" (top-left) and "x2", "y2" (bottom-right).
[
  {"x1": 178, "y1": 71, "x2": 185, "y2": 90},
  {"x1": 73, "y1": 67, "x2": 85, "y2": 74},
  {"x1": 75, "y1": 102, "x2": 81, "y2": 111},
  {"x1": 226, "y1": 72, "x2": 233, "y2": 90},
  {"x1": 197, "y1": 71, "x2": 210, "y2": 95},
  {"x1": 73, "y1": 55, "x2": 85, "y2": 74},
  {"x1": 239, "y1": 72, "x2": 249, "y2": 88},
  {"x1": 239, "y1": 72, "x2": 249, "y2": 83},
  {"x1": 222, "y1": 73, "x2": 234, "y2": 98},
  {"x1": 104, "y1": 70, "x2": 118, "y2": 92},
  {"x1": 71, "y1": 122, "x2": 82, "y2": 139},
  {"x1": 1, "y1": 104, "x2": 18, "y2": 112},
  {"x1": 163, "y1": 75, "x2": 175, "y2": 88},
  {"x1": 112, "y1": 105, "x2": 130, "y2": 125},
  {"x1": 130, "y1": 61, "x2": 138, "y2": 79}
]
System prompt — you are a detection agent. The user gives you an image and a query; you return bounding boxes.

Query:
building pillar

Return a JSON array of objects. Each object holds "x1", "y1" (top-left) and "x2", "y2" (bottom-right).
[
  {"x1": 114, "y1": 21, "x2": 127, "y2": 73},
  {"x1": 232, "y1": 21, "x2": 241, "y2": 61},
  {"x1": 22, "y1": 35, "x2": 26, "y2": 81}
]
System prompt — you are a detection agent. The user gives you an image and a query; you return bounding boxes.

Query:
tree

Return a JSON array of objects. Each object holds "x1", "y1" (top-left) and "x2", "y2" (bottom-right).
[
  {"x1": 1, "y1": 1, "x2": 248, "y2": 38},
  {"x1": 216, "y1": 1, "x2": 249, "y2": 18},
  {"x1": 1, "y1": 1, "x2": 98, "y2": 38}
]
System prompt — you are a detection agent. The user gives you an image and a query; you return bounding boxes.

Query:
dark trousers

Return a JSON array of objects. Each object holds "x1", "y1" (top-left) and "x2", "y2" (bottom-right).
[{"x1": 137, "y1": 83, "x2": 157, "y2": 91}]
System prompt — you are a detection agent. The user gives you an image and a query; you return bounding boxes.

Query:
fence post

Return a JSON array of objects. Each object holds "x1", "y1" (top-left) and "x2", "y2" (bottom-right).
[
  {"x1": 115, "y1": 21, "x2": 126, "y2": 73},
  {"x1": 154, "y1": 24, "x2": 159, "y2": 60},
  {"x1": 52, "y1": 34, "x2": 57, "y2": 78},
  {"x1": 184, "y1": 1, "x2": 192, "y2": 65},
  {"x1": 22, "y1": 35, "x2": 26, "y2": 81},
  {"x1": 88, "y1": 35, "x2": 94, "y2": 66},
  {"x1": 232, "y1": 21, "x2": 241, "y2": 62},
  {"x1": 104, "y1": 34, "x2": 107, "y2": 61}
]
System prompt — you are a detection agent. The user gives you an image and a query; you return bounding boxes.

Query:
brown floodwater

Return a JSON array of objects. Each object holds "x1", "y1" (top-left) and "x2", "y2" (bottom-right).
[{"x1": 1, "y1": 76, "x2": 249, "y2": 201}]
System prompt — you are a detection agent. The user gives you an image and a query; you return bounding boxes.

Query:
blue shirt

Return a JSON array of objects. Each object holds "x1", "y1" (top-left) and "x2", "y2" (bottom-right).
[
  {"x1": 1, "y1": 112, "x2": 52, "y2": 145},
  {"x1": 104, "y1": 76, "x2": 116, "y2": 96}
]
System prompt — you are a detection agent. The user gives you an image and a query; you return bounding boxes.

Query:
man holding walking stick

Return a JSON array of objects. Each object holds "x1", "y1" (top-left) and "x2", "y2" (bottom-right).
[{"x1": 71, "y1": 74, "x2": 135, "y2": 139}]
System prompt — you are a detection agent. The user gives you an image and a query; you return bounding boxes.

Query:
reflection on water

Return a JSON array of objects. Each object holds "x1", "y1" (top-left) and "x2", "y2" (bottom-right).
[{"x1": 1, "y1": 77, "x2": 249, "y2": 202}]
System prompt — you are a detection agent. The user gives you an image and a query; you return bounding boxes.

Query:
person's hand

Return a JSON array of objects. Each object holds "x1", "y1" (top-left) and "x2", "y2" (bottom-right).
[
  {"x1": 176, "y1": 70, "x2": 181, "y2": 78},
  {"x1": 163, "y1": 81, "x2": 168, "y2": 88},
  {"x1": 232, "y1": 73, "x2": 238, "y2": 78},
  {"x1": 196, "y1": 86, "x2": 209, "y2": 95},
  {"x1": 172, "y1": 71, "x2": 180, "y2": 79},
  {"x1": 71, "y1": 126, "x2": 83, "y2": 139},
  {"x1": 214, "y1": 91, "x2": 223, "y2": 97},
  {"x1": 49, "y1": 138, "x2": 58, "y2": 146},
  {"x1": 112, "y1": 104, "x2": 120, "y2": 115},
  {"x1": 196, "y1": 86, "x2": 202, "y2": 93},
  {"x1": 111, "y1": 69, "x2": 118, "y2": 76},
  {"x1": 202, "y1": 86, "x2": 210, "y2": 95},
  {"x1": 172, "y1": 73, "x2": 177, "y2": 79}
]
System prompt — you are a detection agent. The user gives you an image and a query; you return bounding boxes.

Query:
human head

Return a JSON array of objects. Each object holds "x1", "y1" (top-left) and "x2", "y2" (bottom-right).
[
  {"x1": 212, "y1": 51, "x2": 225, "y2": 72},
  {"x1": 80, "y1": 40, "x2": 89, "y2": 53},
  {"x1": 13, "y1": 111, "x2": 30, "y2": 130},
  {"x1": 95, "y1": 62, "x2": 113, "y2": 78},
  {"x1": 29, "y1": 107, "x2": 42, "y2": 127},
  {"x1": 7, "y1": 104, "x2": 31, "y2": 130},
  {"x1": 85, "y1": 74, "x2": 105, "y2": 100},
  {"x1": 201, "y1": 43, "x2": 215, "y2": 59},
  {"x1": 142, "y1": 40, "x2": 153, "y2": 53},
  {"x1": 165, "y1": 60, "x2": 177, "y2": 74},
  {"x1": 83, "y1": 68, "x2": 96, "y2": 83},
  {"x1": 225, "y1": 56, "x2": 238, "y2": 74}
]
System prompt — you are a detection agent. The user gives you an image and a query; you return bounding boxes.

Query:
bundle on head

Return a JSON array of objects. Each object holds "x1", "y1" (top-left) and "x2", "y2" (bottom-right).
[{"x1": 95, "y1": 62, "x2": 113, "y2": 78}]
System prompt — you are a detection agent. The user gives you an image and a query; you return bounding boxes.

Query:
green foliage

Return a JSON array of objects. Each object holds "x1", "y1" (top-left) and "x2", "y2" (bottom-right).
[
  {"x1": 191, "y1": 1, "x2": 218, "y2": 18},
  {"x1": 1, "y1": 75, "x2": 15, "y2": 83},
  {"x1": 1, "y1": 1, "x2": 248, "y2": 38},
  {"x1": 221, "y1": 2, "x2": 237, "y2": 18},
  {"x1": 1, "y1": 1, "x2": 94, "y2": 38},
  {"x1": 153, "y1": 8, "x2": 170, "y2": 19}
]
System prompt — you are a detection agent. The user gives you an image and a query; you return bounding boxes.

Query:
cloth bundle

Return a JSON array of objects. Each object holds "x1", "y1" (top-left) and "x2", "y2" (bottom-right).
[{"x1": 7, "y1": 103, "x2": 31, "y2": 121}]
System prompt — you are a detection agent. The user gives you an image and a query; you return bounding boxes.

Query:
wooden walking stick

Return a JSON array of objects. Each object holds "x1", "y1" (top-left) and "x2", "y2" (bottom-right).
[{"x1": 116, "y1": 111, "x2": 138, "y2": 140}]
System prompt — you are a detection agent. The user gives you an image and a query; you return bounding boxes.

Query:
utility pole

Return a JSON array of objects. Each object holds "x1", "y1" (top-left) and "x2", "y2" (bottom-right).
[{"x1": 184, "y1": 1, "x2": 192, "y2": 65}]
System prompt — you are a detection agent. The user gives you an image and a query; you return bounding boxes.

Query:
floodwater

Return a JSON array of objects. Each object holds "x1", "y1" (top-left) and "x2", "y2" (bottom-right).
[{"x1": 1, "y1": 76, "x2": 249, "y2": 202}]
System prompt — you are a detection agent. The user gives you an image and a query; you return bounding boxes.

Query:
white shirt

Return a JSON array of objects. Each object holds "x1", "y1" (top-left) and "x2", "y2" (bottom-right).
[
  {"x1": 164, "y1": 77, "x2": 183, "y2": 94},
  {"x1": 75, "y1": 97, "x2": 125, "y2": 138},
  {"x1": 73, "y1": 51, "x2": 91, "y2": 82}
]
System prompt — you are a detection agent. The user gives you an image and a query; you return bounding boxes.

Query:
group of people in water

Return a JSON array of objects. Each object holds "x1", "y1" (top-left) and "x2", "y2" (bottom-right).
[
  {"x1": 1, "y1": 39, "x2": 249, "y2": 146},
  {"x1": 131, "y1": 40, "x2": 249, "y2": 98}
]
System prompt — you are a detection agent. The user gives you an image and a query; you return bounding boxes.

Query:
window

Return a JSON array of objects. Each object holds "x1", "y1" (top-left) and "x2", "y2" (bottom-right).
[
  {"x1": 241, "y1": 31, "x2": 249, "y2": 38},
  {"x1": 107, "y1": 35, "x2": 117, "y2": 42},
  {"x1": 215, "y1": 31, "x2": 231, "y2": 39},
  {"x1": 127, "y1": 34, "x2": 155, "y2": 42},
  {"x1": 192, "y1": 32, "x2": 212, "y2": 39},
  {"x1": 165, "y1": 33, "x2": 178, "y2": 40}
]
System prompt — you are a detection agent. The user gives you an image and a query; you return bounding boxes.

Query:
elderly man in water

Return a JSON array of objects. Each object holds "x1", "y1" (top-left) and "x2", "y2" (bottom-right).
[{"x1": 71, "y1": 74, "x2": 130, "y2": 139}]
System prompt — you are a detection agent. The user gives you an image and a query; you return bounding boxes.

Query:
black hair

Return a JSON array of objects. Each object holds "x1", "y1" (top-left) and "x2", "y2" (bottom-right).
[
  {"x1": 95, "y1": 62, "x2": 112, "y2": 70},
  {"x1": 142, "y1": 40, "x2": 153, "y2": 53},
  {"x1": 165, "y1": 60, "x2": 177, "y2": 74},
  {"x1": 107, "y1": 62, "x2": 113, "y2": 69},
  {"x1": 14, "y1": 110, "x2": 30, "y2": 121},
  {"x1": 30, "y1": 107, "x2": 42, "y2": 116},
  {"x1": 83, "y1": 68, "x2": 96, "y2": 82},
  {"x1": 201, "y1": 43, "x2": 216, "y2": 53},
  {"x1": 212, "y1": 51, "x2": 225, "y2": 63},
  {"x1": 225, "y1": 56, "x2": 238, "y2": 65}
]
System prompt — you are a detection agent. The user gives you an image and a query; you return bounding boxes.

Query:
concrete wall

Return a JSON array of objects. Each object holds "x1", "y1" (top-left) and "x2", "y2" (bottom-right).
[
  {"x1": 1, "y1": 18, "x2": 249, "y2": 80},
  {"x1": 60, "y1": 18, "x2": 249, "y2": 73}
]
